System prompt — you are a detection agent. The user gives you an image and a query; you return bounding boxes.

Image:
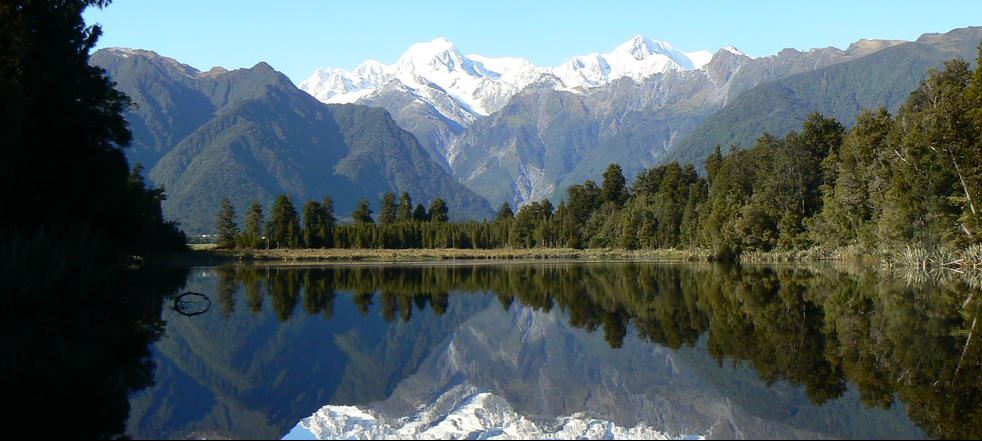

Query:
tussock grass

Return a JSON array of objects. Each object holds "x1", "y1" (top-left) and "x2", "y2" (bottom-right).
[
  {"x1": 738, "y1": 245, "x2": 867, "y2": 264},
  {"x1": 883, "y1": 244, "x2": 982, "y2": 270},
  {"x1": 878, "y1": 244, "x2": 982, "y2": 288}
]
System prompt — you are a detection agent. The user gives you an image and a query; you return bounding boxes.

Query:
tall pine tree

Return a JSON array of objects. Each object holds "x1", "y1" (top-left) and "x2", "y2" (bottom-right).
[
  {"x1": 267, "y1": 195, "x2": 300, "y2": 248},
  {"x1": 215, "y1": 198, "x2": 239, "y2": 249},
  {"x1": 429, "y1": 198, "x2": 449, "y2": 223},
  {"x1": 397, "y1": 192, "x2": 414, "y2": 222},
  {"x1": 413, "y1": 203, "x2": 429, "y2": 222},
  {"x1": 302, "y1": 201, "x2": 326, "y2": 248},
  {"x1": 240, "y1": 201, "x2": 264, "y2": 249},
  {"x1": 379, "y1": 192, "x2": 397, "y2": 224},
  {"x1": 601, "y1": 164, "x2": 629, "y2": 207},
  {"x1": 352, "y1": 198, "x2": 374, "y2": 224}
]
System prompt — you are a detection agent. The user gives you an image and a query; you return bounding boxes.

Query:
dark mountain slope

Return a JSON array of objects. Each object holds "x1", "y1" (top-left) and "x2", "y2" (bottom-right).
[{"x1": 93, "y1": 50, "x2": 492, "y2": 233}]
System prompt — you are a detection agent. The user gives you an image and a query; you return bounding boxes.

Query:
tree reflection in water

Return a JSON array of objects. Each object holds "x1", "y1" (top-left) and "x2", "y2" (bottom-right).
[
  {"x1": 2, "y1": 267, "x2": 190, "y2": 439},
  {"x1": 210, "y1": 263, "x2": 981, "y2": 439},
  {"x1": 6, "y1": 263, "x2": 976, "y2": 439}
]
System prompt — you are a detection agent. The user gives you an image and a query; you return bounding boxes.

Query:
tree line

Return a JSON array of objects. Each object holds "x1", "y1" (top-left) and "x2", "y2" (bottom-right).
[
  {"x1": 215, "y1": 194, "x2": 458, "y2": 249},
  {"x1": 216, "y1": 47, "x2": 982, "y2": 258}
]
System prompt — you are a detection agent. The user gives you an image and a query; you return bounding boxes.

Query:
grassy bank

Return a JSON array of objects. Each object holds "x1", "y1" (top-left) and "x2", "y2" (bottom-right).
[
  {"x1": 198, "y1": 247, "x2": 715, "y2": 263},
  {"x1": 183, "y1": 244, "x2": 982, "y2": 272}
]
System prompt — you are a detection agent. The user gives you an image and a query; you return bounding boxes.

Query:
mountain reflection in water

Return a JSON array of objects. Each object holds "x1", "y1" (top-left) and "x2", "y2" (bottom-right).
[{"x1": 10, "y1": 263, "x2": 978, "y2": 439}]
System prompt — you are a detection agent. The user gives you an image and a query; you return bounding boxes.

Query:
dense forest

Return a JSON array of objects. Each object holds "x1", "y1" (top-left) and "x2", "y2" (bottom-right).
[
  {"x1": 217, "y1": 48, "x2": 982, "y2": 261},
  {"x1": 2, "y1": 1, "x2": 186, "y2": 303}
]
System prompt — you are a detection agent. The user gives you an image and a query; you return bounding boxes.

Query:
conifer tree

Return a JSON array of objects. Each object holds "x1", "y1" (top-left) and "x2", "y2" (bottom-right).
[
  {"x1": 379, "y1": 192, "x2": 397, "y2": 224},
  {"x1": 496, "y1": 202, "x2": 515, "y2": 221},
  {"x1": 429, "y1": 198, "x2": 449, "y2": 223},
  {"x1": 397, "y1": 192, "x2": 413, "y2": 222},
  {"x1": 601, "y1": 164, "x2": 629, "y2": 207},
  {"x1": 704, "y1": 145, "x2": 724, "y2": 191},
  {"x1": 302, "y1": 200, "x2": 326, "y2": 248},
  {"x1": 352, "y1": 198, "x2": 374, "y2": 224},
  {"x1": 322, "y1": 196, "x2": 336, "y2": 247},
  {"x1": 239, "y1": 201, "x2": 265, "y2": 249},
  {"x1": 215, "y1": 198, "x2": 239, "y2": 249},
  {"x1": 413, "y1": 203, "x2": 429, "y2": 222},
  {"x1": 268, "y1": 195, "x2": 301, "y2": 248}
]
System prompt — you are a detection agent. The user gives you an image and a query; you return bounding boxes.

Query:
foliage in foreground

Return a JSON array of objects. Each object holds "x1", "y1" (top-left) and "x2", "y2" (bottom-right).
[{"x1": 1, "y1": 0, "x2": 187, "y2": 303}]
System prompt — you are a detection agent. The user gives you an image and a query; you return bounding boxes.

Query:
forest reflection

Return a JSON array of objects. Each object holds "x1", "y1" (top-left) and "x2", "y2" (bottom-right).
[
  {"x1": 4, "y1": 267, "x2": 191, "y2": 439},
  {"x1": 213, "y1": 263, "x2": 981, "y2": 439}
]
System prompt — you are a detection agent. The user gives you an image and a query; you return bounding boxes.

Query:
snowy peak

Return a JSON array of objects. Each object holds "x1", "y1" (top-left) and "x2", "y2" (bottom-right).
[
  {"x1": 396, "y1": 37, "x2": 473, "y2": 78},
  {"x1": 722, "y1": 46, "x2": 747, "y2": 57},
  {"x1": 299, "y1": 36, "x2": 718, "y2": 123},
  {"x1": 553, "y1": 35, "x2": 712, "y2": 89},
  {"x1": 611, "y1": 35, "x2": 688, "y2": 66},
  {"x1": 615, "y1": 35, "x2": 662, "y2": 60},
  {"x1": 300, "y1": 37, "x2": 543, "y2": 119},
  {"x1": 287, "y1": 384, "x2": 695, "y2": 440}
]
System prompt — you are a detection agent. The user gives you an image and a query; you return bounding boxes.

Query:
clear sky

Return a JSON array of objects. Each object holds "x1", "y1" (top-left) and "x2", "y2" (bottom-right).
[{"x1": 85, "y1": 0, "x2": 982, "y2": 83}]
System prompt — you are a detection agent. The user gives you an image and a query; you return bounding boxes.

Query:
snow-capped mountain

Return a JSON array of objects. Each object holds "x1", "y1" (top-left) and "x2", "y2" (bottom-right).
[
  {"x1": 298, "y1": 32, "x2": 915, "y2": 210},
  {"x1": 298, "y1": 35, "x2": 715, "y2": 124},
  {"x1": 551, "y1": 35, "x2": 712, "y2": 89},
  {"x1": 299, "y1": 37, "x2": 542, "y2": 122},
  {"x1": 286, "y1": 384, "x2": 690, "y2": 440}
]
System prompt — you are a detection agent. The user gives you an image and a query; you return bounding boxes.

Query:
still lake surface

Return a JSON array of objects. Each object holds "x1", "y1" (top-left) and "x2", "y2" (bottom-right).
[{"x1": 114, "y1": 262, "x2": 980, "y2": 439}]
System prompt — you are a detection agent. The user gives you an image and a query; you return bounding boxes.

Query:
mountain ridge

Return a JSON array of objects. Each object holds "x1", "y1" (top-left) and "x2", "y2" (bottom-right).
[
  {"x1": 664, "y1": 26, "x2": 982, "y2": 167},
  {"x1": 445, "y1": 32, "x2": 912, "y2": 208},
  {"x1": 92, "y1": 49, "x2": 494, "y2": 233},
  {"x1": 299, "y1": 35, "x2": 715, "y2": 117}
]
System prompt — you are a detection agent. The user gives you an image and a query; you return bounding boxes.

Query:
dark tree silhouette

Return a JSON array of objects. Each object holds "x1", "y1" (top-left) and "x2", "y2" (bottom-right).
[
  {"x1": 379, "y1": 192, "x2": 397, "y2": 224},
  {"x1": 1, "y1": 0, "x2": 185, "y2": 260},
  {"x1": 352, "y1": 198, "x2": 374, "y2": 224},
  {"x1": 428, "y1": 198, "x2": 449, "y2": 223}
]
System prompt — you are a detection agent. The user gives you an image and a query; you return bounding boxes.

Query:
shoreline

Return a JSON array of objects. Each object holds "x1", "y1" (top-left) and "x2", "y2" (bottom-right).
[
  {"x1": 163, "y1": 247, "x2": 982, "y2": 286},
  {"x1": 174, "y1": 247, "x2": 715, "y2": 266},
  {"x1": 169, "y1": 245, "x2": 980, "y2": 271}
]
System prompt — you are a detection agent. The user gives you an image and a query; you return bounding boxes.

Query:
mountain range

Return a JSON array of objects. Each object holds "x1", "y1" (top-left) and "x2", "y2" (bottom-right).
[
  {"x1": 299, "y1": 28, "x2": 980, "y2": 209},
  {"x1": 92, "y1": 49, "x2": 493, "y2": 233},
  {"x1": 665, "y1": 26, "x2": 982, "y2": 166},
  {"x1": 299, "y1": 35, "x2": 715, "y2": 116},
  {"x1": 298, "y1": 36, "x2": 716, "y2": 169},
  {"x1": 92, "y1": 27, "x2": 982, "y2": 232}
]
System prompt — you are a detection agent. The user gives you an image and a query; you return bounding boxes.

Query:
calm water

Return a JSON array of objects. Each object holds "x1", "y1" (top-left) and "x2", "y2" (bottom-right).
[{"x1": 16, "y1": 262, "x2": 980, "y2": 439}]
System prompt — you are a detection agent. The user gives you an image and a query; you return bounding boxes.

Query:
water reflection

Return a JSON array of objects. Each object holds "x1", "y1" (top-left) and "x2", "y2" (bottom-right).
[
  {"x1": 127, "y1": 263, "x2": 979, "y2": 439},
  {"x1": 2, "y1": 267, "x2": 190, "y2": 439}
]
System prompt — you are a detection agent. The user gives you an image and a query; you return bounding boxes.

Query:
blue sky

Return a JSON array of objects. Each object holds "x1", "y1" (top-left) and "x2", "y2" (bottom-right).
[{"x1": 85, "y1": 0, "x2": 982, "y2": 83}]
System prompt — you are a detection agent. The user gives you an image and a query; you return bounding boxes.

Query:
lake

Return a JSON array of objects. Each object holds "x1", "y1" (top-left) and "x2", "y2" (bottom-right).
[{"x1": 16, "y1": 262, "x2": 980, "y2": 439}]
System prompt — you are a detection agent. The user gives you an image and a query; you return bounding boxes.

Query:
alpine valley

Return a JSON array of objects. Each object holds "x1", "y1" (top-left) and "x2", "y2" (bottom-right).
[{"x1": 92, "y1": 26, "x2": 982, "y2": 233}]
